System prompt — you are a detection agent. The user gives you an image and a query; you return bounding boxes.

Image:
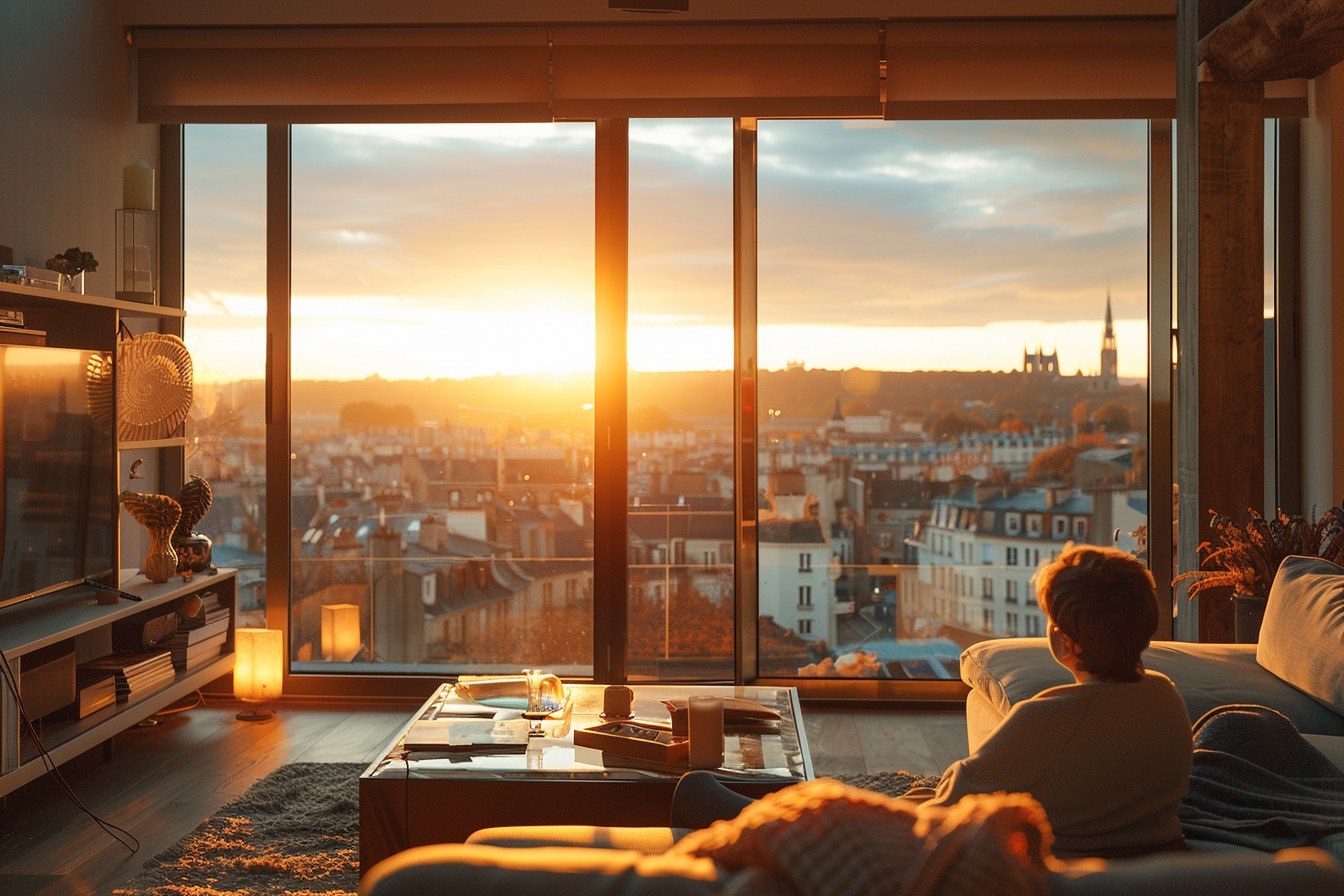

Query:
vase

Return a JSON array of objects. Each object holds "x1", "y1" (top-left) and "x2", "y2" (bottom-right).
[
  {"x1": 141, "y1": 524, "x2": 179, "y2": 584},
  {"x1": 1232, "y1": 592, "x2": 1267, "y2": 644},
  {"x1": 120, "y1": 491, "x2": 183, "y2": 584}
]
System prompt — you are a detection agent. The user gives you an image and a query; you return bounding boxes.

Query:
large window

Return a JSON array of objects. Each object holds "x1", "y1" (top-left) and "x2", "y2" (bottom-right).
[
  {"x1": 183, "y1": 125, "x2": 268, "y2": 628},
  {"x1": 287, "y1": 124, "x2": 595, "y2": 673},
  {"x1": 756, "y1": 120, "x2": 1150, "y2": 680},
  {"x1": 182, "y1": 117, "x2": 1156, "y2": 686}
]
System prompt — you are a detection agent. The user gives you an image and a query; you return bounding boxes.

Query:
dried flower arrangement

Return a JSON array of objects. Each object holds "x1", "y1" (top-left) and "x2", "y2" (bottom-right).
[
  {"x1": 44, "y1": 247, "x2": 98, "y2": 278},
  {"x1": 1174, "y1": 505, "x2": 1344, "y2": 600}
]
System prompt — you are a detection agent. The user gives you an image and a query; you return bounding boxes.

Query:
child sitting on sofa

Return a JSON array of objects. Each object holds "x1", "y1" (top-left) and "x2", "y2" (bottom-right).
[{"x1": 673, "y1": 544, "x2": 1194, "y2": 859}]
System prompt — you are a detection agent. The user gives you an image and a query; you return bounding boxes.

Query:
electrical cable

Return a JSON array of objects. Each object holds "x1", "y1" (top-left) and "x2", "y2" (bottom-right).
[
  {"x1": 0, "y1": 649, "x2": 140, "y2": 853},
  {"x1": 153, "y1": 690, "x2": 206, "y2": 715}
]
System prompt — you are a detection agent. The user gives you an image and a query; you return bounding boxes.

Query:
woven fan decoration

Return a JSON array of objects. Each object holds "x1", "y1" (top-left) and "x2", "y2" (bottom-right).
[{"x1": 116, "y1": 332, "x2": 193, "y2": 442}]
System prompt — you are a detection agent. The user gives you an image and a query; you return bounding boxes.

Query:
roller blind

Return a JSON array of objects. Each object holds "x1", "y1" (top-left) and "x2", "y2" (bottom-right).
[
  {"x1": 135, "y1": 28, "x2": 552, "y2": 123},
  {"x1": 134, "y1": 19, "x2": 1192, "y2": 123},
  {"x1": 884, "y1": 20, "x2": 1176, "y2": 119}
]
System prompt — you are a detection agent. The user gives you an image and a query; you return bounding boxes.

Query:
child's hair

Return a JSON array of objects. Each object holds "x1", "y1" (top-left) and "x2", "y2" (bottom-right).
[{"x1": 1033, "y1": 544, "x2": 1158, "y2": 682}]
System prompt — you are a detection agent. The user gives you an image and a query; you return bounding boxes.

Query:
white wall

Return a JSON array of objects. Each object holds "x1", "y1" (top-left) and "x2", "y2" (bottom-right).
[{"x1": 1, "y1": 1, "x2": 158, "y2": 297}]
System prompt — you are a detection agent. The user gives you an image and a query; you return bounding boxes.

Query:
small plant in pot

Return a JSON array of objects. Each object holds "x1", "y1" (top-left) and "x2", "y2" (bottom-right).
[{"x1": 1174, "y1": 505, "x2": 1344, "y2": 642}]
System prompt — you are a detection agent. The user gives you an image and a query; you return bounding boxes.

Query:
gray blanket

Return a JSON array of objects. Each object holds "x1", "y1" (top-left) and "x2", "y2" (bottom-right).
[{"x1": 1179, "y1": 704, "x2": 1344, "y2": 864}]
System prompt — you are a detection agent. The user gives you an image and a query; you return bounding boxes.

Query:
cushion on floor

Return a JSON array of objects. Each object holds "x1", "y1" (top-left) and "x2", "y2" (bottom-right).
[{"x1": 961, "y1": 639, "x2": 1344, "y2": 737}]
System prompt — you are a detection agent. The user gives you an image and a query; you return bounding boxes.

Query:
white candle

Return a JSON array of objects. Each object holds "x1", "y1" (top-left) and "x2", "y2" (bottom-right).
[
  {"x1": 687, "y1": 695, "x2": 724, "y2": 770},
  {"x1": 123, "y1": 160, "x2": 155, "y2": 210}
]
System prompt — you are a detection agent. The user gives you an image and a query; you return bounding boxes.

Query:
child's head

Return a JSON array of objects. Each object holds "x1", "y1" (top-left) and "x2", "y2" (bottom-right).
[{"x1": 1033, "y1": 544, "x2": 1158, "y2": 682}]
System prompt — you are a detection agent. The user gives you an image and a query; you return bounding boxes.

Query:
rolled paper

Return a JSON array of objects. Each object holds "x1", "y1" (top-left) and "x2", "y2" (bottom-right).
[
  {"x1": 123, "y1": 160, "x2": 155, "y2": 210},
  {"x1": 687, "y1": 695, "x2": 724, "y2": 770}
]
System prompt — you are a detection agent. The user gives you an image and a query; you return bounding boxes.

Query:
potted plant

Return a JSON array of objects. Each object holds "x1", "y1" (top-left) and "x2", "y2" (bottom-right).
[{"x1": 1174, "y1": 505, "x2": 1344, "y2": 642}]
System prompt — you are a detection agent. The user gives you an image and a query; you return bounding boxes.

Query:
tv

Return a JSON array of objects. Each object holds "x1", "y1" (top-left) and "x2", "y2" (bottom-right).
[{"x1": 0, "y1": 346, "x2": 118, "y2": 611}]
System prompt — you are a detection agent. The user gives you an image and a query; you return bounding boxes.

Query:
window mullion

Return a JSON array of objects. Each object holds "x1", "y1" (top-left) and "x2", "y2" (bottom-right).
[
  {"x1": 264, "y1": 124, "x2": 292, "y2": 656},
  {"x1": 593, "y1": 118, "x2": 629, "y2": 683},
  {"x1": 1148, "y1": 118, "x2": 1175, "y2": 639},
  {"x1": 734, "y1": 117, "x2": 759, "y2": 685}
]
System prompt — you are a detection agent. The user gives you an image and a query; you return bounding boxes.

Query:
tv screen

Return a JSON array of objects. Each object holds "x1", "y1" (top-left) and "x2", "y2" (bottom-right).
[{"x1": 0, "y1": 346, "x2": 118, "y2": 611}]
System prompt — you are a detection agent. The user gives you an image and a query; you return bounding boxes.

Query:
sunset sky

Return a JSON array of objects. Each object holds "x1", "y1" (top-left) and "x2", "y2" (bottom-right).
[{"x1": 183, "y1": 118, "x2": 1150, "y2": 386}]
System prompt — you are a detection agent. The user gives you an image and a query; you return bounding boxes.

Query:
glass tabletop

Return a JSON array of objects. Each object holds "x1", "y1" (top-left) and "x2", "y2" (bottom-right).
[{"x1": 367, "y1": 683, "x2": 811, "y2": 783}]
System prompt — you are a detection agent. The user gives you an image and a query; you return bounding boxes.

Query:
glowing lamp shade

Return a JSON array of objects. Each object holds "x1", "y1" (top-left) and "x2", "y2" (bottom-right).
[
  {"x1": 234, "y1": 627, "x2": 283, "y2": 722},
  {"x1": 321, "y1": 603, "x2": 361, "y2": 662}
]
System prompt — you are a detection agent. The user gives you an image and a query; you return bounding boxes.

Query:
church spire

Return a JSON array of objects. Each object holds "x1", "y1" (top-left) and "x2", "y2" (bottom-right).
[
  {"x1": 1100, "y1": 285, "x2": 1117, "y2": 387},
  {"x1": 1104, "y1": 284, "x2": 1115, "y2": 338}
]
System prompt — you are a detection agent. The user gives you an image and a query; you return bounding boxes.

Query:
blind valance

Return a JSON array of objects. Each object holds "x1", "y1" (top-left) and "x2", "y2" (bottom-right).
[{"x1": 132, "y1": 19, "x2": 1205, "y2": 123}]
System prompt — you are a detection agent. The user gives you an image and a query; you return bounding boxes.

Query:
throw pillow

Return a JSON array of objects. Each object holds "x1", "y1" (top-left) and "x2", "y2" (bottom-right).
[
  {"x1": 668, "y1": 778, "x2": 1052, "y2": 896},
  {"x1": 1258, "y1": 555, "x2": 1344, "y2": 716}
]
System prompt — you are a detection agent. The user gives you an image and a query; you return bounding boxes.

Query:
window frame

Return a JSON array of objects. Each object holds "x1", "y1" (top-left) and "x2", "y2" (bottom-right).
[{"x1": 240, "y1": 111, "x2": 1175, "y2": 700}]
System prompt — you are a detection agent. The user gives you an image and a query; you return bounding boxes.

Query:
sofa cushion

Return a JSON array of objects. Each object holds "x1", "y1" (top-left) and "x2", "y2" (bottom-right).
[
  {"x1": 466, "y1": 826, "x2": 680, "y2": 853},
  {"x1": 961, "y1": 639, "x2": 1344, "y2": 737},
  {"x1": 359, "y1": 843, "x2": 729, "y2": 896},
  {"x1": 1303, "y1": 735, "x2": 1344, "y2": 775},
  {"x1": 1258, "y1": 555, "x2": 1344, "y2": 717},
  {"x1": 1047, "y1": 847, "x2": 1344, "y2": 896}
]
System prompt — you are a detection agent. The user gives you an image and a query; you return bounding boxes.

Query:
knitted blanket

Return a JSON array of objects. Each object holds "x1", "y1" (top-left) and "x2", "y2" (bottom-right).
[
  {"x1": 668, "y1": 778, "x2": 1052, "y2": 896},
  {"x1": 1179, "y1": 704, "x2": 1344, "y2": 864}
]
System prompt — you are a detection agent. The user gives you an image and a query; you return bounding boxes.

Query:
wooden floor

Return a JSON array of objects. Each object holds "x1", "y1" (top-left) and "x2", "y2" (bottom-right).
[{"x1": 0, "y1": 694, "x2": 968, "y2": 896}]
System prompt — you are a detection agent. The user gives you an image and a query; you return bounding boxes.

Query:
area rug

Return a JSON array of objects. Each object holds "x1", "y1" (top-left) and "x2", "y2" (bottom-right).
[
  {"x1": 112, "y1": 762, "x2": 364, "y2": 896},
  {"x1": 111, "y1": 762, "x2": 941, "y2": 896}
]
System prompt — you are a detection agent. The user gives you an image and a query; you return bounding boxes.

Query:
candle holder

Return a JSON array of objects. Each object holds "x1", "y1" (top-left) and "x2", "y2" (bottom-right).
[{"x1": 115, "y1": 208, "x2": 157, "y2": 304}]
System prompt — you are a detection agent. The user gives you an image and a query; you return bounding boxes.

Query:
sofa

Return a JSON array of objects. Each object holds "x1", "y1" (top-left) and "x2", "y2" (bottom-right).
[{"x1": 359, "y1": 556, "x2": 1344, "y2": 896}]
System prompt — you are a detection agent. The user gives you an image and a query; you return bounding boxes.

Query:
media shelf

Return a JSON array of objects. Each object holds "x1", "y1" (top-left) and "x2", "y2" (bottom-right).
[
  {"x1": 0, "y1": 569, "x2": 236, "y2": 800},
  {"x1": 0, "y1": 282, "x2": 185, "y2": 319}
]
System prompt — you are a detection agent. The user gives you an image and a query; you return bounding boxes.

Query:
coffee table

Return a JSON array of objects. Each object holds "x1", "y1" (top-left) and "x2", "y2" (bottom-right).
[{"x1": 359, "y1": 683, "x2": 812, "y2": 874}]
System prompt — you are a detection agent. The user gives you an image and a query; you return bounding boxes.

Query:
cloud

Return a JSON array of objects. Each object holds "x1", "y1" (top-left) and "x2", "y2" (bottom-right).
[{"x1": 755, "y1": 119, "x2": 1147, "y2": 327}]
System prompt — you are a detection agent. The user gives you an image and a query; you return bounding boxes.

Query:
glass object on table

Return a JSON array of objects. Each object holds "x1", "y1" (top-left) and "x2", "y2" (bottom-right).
[{"x1": 522, "y1": 668, "x2": 568, "y2": 736}]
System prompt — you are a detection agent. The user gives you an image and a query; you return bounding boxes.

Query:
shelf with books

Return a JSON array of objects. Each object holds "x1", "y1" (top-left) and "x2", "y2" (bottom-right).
[
  {"x1": 0, "y1": 569, "x2": 236, "y2": 799},
  {"x1": 8, "y1": 652, "x2": 235, "y2": 790}
]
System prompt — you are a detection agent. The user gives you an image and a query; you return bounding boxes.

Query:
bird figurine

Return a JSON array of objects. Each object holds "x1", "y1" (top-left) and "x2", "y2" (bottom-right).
[{"x1": 172, "y1": 476, "x2": 214, "y2": 574}]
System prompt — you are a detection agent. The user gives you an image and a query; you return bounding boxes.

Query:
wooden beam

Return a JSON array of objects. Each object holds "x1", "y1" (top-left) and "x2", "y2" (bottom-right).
[
  {"x1": 1202, "y1": 0, "x2": 1344, "y2": 81},
  {"x1": 1275, "y1": 119, "x2": 1303, "y2": 516},
  {"x1": 1197, "y1": 78, "x2": 1265, "y2": 642}
]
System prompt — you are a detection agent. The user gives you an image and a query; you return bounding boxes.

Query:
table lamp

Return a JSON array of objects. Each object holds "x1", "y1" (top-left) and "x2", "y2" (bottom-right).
[
  {"x1": 321, "y1": 603, "x2": 361, "y2": 662},
  {"x1": 234, "y1": 627, "x2": 283, "y2": 721}
]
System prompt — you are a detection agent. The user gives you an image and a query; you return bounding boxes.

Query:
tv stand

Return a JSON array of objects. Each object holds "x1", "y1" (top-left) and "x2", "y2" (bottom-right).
[{"x1": 0, "y1": 569, "x2": 237, "y2": 800}]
